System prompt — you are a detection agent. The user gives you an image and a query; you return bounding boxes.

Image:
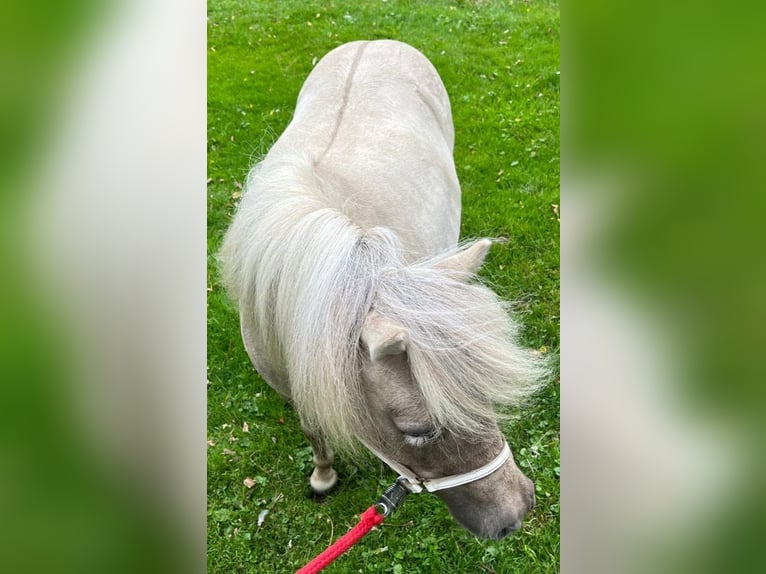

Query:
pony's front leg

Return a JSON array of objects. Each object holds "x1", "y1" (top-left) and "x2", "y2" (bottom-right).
[{"x1": 300, "y1": 423, "x2": 338, "y2": 495}]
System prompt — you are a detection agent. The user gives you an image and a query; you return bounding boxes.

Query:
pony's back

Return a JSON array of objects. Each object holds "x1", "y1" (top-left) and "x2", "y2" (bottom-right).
[{"x1": 264, "y1": 40, "x2": 462, "y2": 260}]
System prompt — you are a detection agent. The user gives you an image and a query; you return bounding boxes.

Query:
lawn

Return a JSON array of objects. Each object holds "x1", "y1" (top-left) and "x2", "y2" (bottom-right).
[{"x1": 207, "y1": 1, "x2": 559, "y2": 572}]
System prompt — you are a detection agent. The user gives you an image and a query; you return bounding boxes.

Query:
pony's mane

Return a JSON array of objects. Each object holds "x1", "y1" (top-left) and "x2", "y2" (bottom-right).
[{"x1": 218, "y1": 157, "x2": 549, "y2": 451}]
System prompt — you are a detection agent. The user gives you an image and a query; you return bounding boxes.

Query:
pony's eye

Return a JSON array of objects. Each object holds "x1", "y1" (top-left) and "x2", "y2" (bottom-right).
[{"x1": 402, "y1": 429, "x2": 439, "y2": 447}]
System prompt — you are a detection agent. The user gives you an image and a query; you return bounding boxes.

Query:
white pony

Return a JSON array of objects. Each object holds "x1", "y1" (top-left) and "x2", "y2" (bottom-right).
[{"x1": 219, "y1": 40, "x2": 548, "y2": 539}]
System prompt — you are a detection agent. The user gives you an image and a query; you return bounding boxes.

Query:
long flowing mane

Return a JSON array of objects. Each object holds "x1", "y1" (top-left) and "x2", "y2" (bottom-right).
[{"x1": 219, "y1": 157, "x2": 549, "y2": 451}]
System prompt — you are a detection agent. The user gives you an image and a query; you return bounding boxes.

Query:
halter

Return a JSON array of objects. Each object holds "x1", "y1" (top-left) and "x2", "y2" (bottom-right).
[{"x1": 363, "y1": 440, "x2": 512, "y2": 494}]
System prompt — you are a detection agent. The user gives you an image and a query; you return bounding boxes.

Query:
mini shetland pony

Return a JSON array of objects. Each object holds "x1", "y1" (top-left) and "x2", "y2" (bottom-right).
[{"x1": 219, "y1": 40, "x2": 548, "y2": 539}]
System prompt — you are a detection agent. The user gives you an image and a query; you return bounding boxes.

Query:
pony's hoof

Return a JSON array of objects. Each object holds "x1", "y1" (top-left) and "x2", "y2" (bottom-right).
[{"x1": 309, "y1": 469, "x2": 338, "y2": 498}]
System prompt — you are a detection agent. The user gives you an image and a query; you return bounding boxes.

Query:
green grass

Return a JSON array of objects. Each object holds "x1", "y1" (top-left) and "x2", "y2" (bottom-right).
[{"x1": 208, "y1": 1, "x2": 559, "y2": 572}]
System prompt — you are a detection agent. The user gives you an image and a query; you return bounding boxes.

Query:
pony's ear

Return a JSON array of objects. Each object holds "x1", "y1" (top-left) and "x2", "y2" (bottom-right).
[
  {"x1": 434, "y1": 239, "x2": 492, "y2": 275},
  {"x1": 361, "y1": 312, "x2": 409, "y2": 362}
]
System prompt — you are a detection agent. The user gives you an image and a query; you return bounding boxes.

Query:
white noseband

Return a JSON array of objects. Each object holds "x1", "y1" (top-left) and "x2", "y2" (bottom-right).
[{"x1": 363, "y1": 441, "x2": 511, "y2": 493}]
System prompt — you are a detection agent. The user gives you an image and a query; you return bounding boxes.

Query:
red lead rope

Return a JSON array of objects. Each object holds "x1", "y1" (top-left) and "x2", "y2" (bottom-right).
[{"x1": 295, "y1": 506, "x2": 385, "y2": 574}]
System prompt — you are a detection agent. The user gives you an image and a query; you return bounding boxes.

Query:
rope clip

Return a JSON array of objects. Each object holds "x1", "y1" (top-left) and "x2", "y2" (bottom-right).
[{"x1": 375, "y1": 477, "x2": 410, "y2": 517}]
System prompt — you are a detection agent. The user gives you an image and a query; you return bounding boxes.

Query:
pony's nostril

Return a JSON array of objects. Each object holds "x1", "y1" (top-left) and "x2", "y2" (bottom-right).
[{"x1": 497, "y1": 520, "x2": 521, "y2": 539}]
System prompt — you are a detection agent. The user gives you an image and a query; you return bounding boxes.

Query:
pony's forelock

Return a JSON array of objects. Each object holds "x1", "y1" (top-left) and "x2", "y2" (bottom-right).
[{"x1": 373, "y1": 260, "x2": 551, "y2": 439}]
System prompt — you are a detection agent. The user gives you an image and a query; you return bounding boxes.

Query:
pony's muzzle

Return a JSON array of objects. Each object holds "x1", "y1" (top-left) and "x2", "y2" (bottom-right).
[{"x1": 435, "y1": 468, "x2": 536, "y2": 540}]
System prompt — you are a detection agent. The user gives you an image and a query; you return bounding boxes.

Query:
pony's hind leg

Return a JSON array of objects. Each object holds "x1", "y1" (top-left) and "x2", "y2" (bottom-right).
[{"x1": 301, "y1": 423, "x2": 338, "y2": 496}]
